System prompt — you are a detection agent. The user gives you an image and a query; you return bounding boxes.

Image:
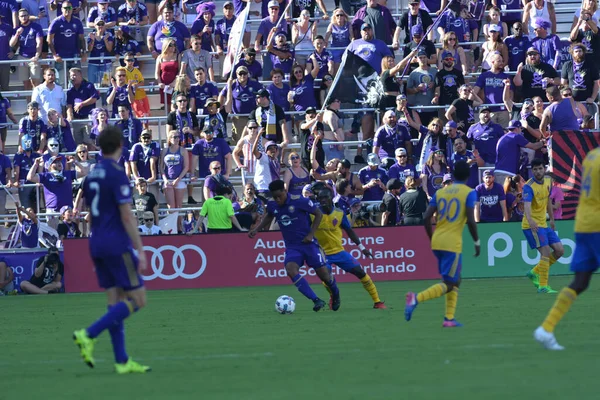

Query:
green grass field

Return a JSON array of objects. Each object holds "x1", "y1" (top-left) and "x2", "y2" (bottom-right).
[{"x1": 2, "y1": 277, "x2": 599, "y2": 400}]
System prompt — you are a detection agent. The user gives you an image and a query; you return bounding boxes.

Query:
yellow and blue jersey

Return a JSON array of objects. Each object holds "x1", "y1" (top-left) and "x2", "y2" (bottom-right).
[
  {"x1": 521, "y1": 176, "x2": 551, "y2": 230},
  {"x1": 430, "y1": 183, "x2": 477, "y2": 253},
  {"x1": 575, "y1": 148, "x2": 600, "y2": 233},
  {"x1": 312, "y1": 207, "x2": 351, "y2": 256}
]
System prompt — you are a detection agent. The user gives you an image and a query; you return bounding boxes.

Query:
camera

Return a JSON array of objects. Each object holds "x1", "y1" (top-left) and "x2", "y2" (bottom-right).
[{"x1": 355, "y1": 202, "x2": 386, "y2": 219}]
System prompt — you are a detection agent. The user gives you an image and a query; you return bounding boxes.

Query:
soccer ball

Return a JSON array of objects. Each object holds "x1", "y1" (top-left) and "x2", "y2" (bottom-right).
[{"x1": 275, "y1": 295, "x2": 296, "y2": 314}]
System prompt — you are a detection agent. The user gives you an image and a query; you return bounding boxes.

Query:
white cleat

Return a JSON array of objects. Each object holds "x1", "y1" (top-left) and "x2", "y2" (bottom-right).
[{"x1": 534, "y1": 326, "x2": 565, "y2": 351}]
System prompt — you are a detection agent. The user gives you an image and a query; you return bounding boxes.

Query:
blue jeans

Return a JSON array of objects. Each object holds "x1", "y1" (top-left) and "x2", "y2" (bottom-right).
[{"x1": 87, "y1": 63, "x2": 112, "y2": 85}]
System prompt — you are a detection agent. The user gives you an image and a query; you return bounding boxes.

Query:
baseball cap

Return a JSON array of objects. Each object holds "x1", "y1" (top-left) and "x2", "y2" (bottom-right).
[
  {"x1": 445, "y1": 120, "x2": 457, "y2": 129},
  {"x1": 339, "y1": 159, "x2": 352, "y2": 169},
  {"x1": 396, "y1": 94, "x2": 407, "y2": 101},
  {"x1": 395, "y1": 147, "x2": 407, "y2": 156},
  {"x1": 141, "y1": 130, "x2": 152, "y2": 138},
  {"x1": 204, "y1": 98, "x2": 220, "y2": 108},
  {"x1": 224, "y1": 1, "x2": 233, "y2": 7},
  {"x1": 236, "y1": 65, "x2": 249, "y2": 74},
  {"x1": 506, "y1": 120, "x2": 522, "y2": 130},
  {"x1": 59, "y1": 205, "x2": 72, "y2": 215},
  {"x1": 98, "y1": 0, "x2": 110, "y2": 3},
  {"x1": 256, "y1": 89, "x2": 270, "y2": 98},
  {"x1": 417, "y1": 49, "x2": 428, "y2": 57},
  {"x1": 268, "y1": 0, "x2": 279, "y2": 8},
  {"x1": 118, "y1": 25, "x2": 130, "y2": 35},
  {"x1": 441, "y1": 50, "x2": 454, "y2": 60},
  {"x1": 348, "y1": 198, "x2": 361, "y2": 207},
  {"x1": 479, "y1": 106, "x2": 491, "y2": 113},
  {"x1": 411, "y1": 24, "x2": 424, "y2": 36},
  {"x1": 246, "y1": 48, "x2": 257, "y2": 56},
  {"x1": 523, "y1": 98, "x2": 534, "y2": 106},
  {"x1": 47, "y1": 155, "x2": 62, "y2": 165},
  {"x1": 489, "y1": 24, "x2": 501, "y2": 32},
  {"x1": 264, "y1": 141, "x2": 279, "y2": 150},
  {"x1": 443, "y1": 173, "x2": 453, "y2": 183},
  {"x1": 367, "y1": 153, "x2": 380, "y2": 166},
  {"x1": 526, "y1": 46, "x2": 539, "y2": 55},
  {"x1": 483, "y1": 169, "x2": 494, "y2": 177},
  {"x1": 94, "y1": 17, "x2": 105, "y2": 25},
  {"x1": 387, "y1": 178, "x2": 402, "y2": 190},
  {"x1": 361, "y1": 22, "x2": 372, "y2": 31},
  {"x1": 305, "y1": 106, "x2": 317, "y2": 114},
  {"x1": 409, "y1": 0, "x2": 420, "y2": 3}
]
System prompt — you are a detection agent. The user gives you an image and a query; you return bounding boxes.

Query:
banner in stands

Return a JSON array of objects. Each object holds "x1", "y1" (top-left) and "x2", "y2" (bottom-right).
[
  {"x1": 0, "y1": 250, "x2": 61, "y2": 292},
  {"x1": 550, "y1": 130, "x2": 600, "y2": 219},
  {"x1": 63, "y1": 226, "x2": 439, "y2": 293}
]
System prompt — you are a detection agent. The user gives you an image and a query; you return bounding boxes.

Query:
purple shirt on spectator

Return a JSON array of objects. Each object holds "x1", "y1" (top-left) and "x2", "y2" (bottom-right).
[
  {"x1": 39, "y1": 170, "x2": 76, "y2": 211},
  {"x1": 215, "y1": 16, "x2": 235, "y2": 52},
  {"x1": 20, "y1": 217, "x2": 38, "y2": 248},
  {"x1": 190, "y1": 81, "x2": 219, "y2": 113},
  {"x1": 359, "y1": 166, "x2": 388, "y2": 201},
  {"x1": 129, "y1": 142, "x2": 160, "y2": 179},
  {"x1": 97, "y1": 146, "x2": 130, "y2": 169},
  {"x1": 475, "y1": 71, "x2": 511, "y2": 112},
  {"x1": 257, "y1": 16, "x2": 287, "y2": 46},
  {"x1": 531, "y1": 35, "x2": 561, "y2": 68},
  {"x1": 13, "y1": 151, "x2": 41, "y2": 182},
  {"x1": 232, "y1": 0, "x2": 245, "y2": 16},
  {"x1": 292, "y1": 74, "x2": 317, "y2": 111},
  {"x1": 16, "y1": 22, "x2": 44, "y2": 58},
  {"x1": 47, "y1": 122, "x2": 76, "y2": 152},
  {"x1": 191, "y1": 138, "x2": 232, "y2": 177},
  {"x1": 219, "y1": 79, "x2": 263, "y2": 114},
  {"x1": 373, "y1": 125, "x2": 411, "y2": 159},
  {"x1": 439, "y1": 10, "x2": 470, "y2": 43},
  {"x1": 270, "y1": 47, "x2": 294, "y2": 74},
  {"x1": 451, "y1": 151, "x2": 479, "y2": 188},
  {"x1": 346, "y1": 38, "x2": 392, "y2": 74},
  {"x1": 67, "y1": 80, "x2": 99, "y2": 119},
  {"x1": 233, "y1": 59, "x2": 262, "y2": 80},
  {"x1": 48, "y1": 16, "x2": 84, "y2": 58},
  {"x1": 495, "y1": 132, "x2": 529, "y2": 175},
  {"x1": 307, "y1": 50, "x2": 333, "y2": 79},
  {"x1": 476, "y1": 182, "x2": 506, "y2": 222},
  {"x1": 88, "y1": 32, "x2": 114, "y2": 65},
  {"x1": 106, "y1": 85, "x2": 132, "y2": 117},
  {"x1": 190, "y1": 18, "x2": 215, "y2": 52},
  {"x1": 267, "y1": 83, "x2": 291, "y2": 115},
  {"x1": 388, "y1": 163, "x2": 416, "y2": 184},
  {"x1": 19, "y1": 117, "x2": 46, "y2": 151},
  {"x1": 147, "y1": 20, "x2": 191, "y2": 53},
  {"x1": 422, "y1": 164, "x2": 444, "y2": 197},
  {"x1": 115, "y1": 117, "x2": 143, "y2": 150},
  {"x1": 467, "y1": 121, "x2": 504, "y2": 164},
  {"x1": 0, "y1": 22, "x2": 13, "y2": 60},
  {"x1": 87, "y1": 6, "x2": 117, "y2": 24},
  {"x1": 0, "y1": 0, "x2": 17, "y2": 24},
  {"x1": 0, "y1": 97, "x2": 10, "y2": 123},
  {"x1": 117, "y1": 2, "x2": 148, "y2": 25},
  {"x1": 0, "y1": 153, "x2": 10, "y2": 184},
  {"x1": 504, "y1": 35, "x2": 531, "y2": 71}
]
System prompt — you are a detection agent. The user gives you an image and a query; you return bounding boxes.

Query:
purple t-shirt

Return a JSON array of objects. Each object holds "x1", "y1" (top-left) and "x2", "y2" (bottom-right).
[
  {"x1": 190, "y1": 18, "x2": 215, "y2": 52},
  {"x1": 117, "y1": 2, "x2": 148, "y2": 24},
  {"x1": 422, "y1": 164, "x2": 445, "y2": 197},
  {"x1": 49, "y1": 16, "x2": 84, "y2": 58},
  {"x1": 106, "y1": 85, "x2": 131, "y2": 117},
  {"x1": 215, "y1": 16, "x2": 235, "y2": 52},
  {"x1": 87, "y1": 6, "x2": 117, "y2": 24},
  {"x1": 66, "y1": 80, "x2": 99, "y2": 119},
  {"x1": 359, "y1": 166, "x2": 388, "y2": 201},
  {"x1": 475, "y1": 71, "x2": 511, "y2": 112},
  {"x1": 19, "y1": 117, "x2": 46, "y2": 151},
  {"x1": 13, "y1": 151, "x2": 41, "y2": 182},
  {"x1": 16, "y1": 22, "x2": 44, "y2": 58},
  {"x1": 233, "y1": 59, "x2": 263, "y2": 81},
  {"x1": 292, "y1": 74, "x2": 317, "y2": 112},
  {"x1": 0, "y1": 97, "x2": 10, "y2": 123},
  {"x1": 270, "y1": 47, "x2": 294, "y2": 74},
  {"x1": 267, "y1": 83, "x2": 291, "y2": 114},
  {"x1": 476, "y1": 182, "x2": 506, "y2": 222},
  {"x1": 83, "y1": 159, "x2": 133, "y2": 258},
  {"x1": 20, "y1": 218, "x2": 38, "y2": 248},
  {"x1": 88, "y1": 32, "x2": 115, "y2": 65},
  {"x1": 439, "y1": 11, "x2": 469, "y2": 43},
  {"x1": 39, "y1": 170, "x2": 77, "y2": 211},
  {"x1": 115, "y1": 117, "x2": 143, "y2": 150},
  {"x1": 191, "y1": 138, "x2": 232, "y2": 177},
  {"x1": 219, "y1": 79, "x2": 264, "y2": 114},
  {"x1": 0, "y1": 0, "x2": 17, "y2": 23},
  {"x1": 0, "y1": 153, "x2": 10, "y2": 184},
  {"x1": 450, "y1": 151, "x2": 479, "y2": 188},
  {"x1": 307, "y1": 50, "x2": 333, "y2": 79},
  {"x1": 373, "y1": 125, "x2": 411, "y2": 159},
  {"x1": 42, "y1": 153, "x2": 67, "y2": 172},
  {"x1": 257, "y1": 16, "x2": 287, "y2": 46},
  {"x1": 495, "y1": 132, "x2": 529, "y2": 175},
  {"x1": 0, "y1": 23, "x2": 14, "y2": 61},
  {"x1": 129, "y1": 142, "x2": 160, "y2": 179},
  {"x1": 388, "y1": 163, "x2": 416, "y2": 183},
  {"x1": 467, "y1": 122, "x2": 505, "y2": 164},
  {"x1": 46, "y1": 121, "x2": 76, "y2": 152},
  {"x1": 346, "y1": 38, "x2": 393, "y2": 74},
  {"x1": 531, "y1": 35, "x2": 561, "y2": 68},
  {"x1": 504, "y1": 35, "x2": 531, "y2": 72},
  {"x1": 190, "y1": 82, "x2": 219, "y2": 113},
  {"x1": 147, "y1": 20, "x2": 191, "y2": 53}
]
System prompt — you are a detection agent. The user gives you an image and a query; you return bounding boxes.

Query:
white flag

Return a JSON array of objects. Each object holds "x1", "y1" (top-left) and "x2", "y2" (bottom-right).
[
  {"x1": 223, "y1": 5, "x2": 249, "y2": 77},
  {"x1": 159, "y1": 213, "x2": 179, "y2": 235}
]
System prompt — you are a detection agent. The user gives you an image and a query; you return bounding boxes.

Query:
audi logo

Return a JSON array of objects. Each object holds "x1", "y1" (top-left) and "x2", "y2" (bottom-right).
[{"x1": 142, "y1": 245, "x2": 207, "y2": 281}]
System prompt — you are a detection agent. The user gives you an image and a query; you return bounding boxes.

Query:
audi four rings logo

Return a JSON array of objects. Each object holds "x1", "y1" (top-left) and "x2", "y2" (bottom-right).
[{"x1": 142, "y1": 245, "x2": 207, "y2": 281}]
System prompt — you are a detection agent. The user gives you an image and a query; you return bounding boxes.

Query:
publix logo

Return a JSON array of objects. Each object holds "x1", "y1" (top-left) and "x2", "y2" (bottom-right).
[{"x1": 487, "y1": 231, "x2": 575, "y2": 266}]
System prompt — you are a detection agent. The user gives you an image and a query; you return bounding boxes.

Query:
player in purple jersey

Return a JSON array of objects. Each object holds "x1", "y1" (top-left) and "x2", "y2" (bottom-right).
[
  {"x1": 249, "y1": 179, "x2": 341, "y2": 311},
  {"x1": 73, "y1": 126, "x2": 150, "y2": 375}
]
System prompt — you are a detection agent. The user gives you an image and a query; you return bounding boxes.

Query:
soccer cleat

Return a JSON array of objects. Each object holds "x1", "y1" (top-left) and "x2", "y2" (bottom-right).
[
  {"x1": 373, "y1": 301, "x2": 387, "y2": 309},
  {"x1": 538, "y1": 286, "x2": 558, "y2": 294},
  {"x1": 526, "y1": 270, "x2": 540, "y2": 288},
  {"x1": 115, "y1": 359, "x2": 152, "y2": 374},
  {"x1": 534, "y1": 326, "x2": 564, "y2": 351},
  {"x1": 313, "y1": 298, "x2": 326, "y2": 312},
  {"x1": 331, "y1": 293, "x2": 341, "y2": 311},
  {"x1": 73, "y1": 329, "x2": 96, "y2": 368},
  {"x1": 404, "y1": 292, "x2": 418, "y2": 321},
  {"x1": 442, "y1": 318, "x2": 463, "y2": 328}
]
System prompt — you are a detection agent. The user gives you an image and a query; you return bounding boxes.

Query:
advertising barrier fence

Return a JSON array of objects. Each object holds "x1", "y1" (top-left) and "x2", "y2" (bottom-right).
[
  {"x1": 60, "y1": 221, "x2": 577, "y2": 293},
  {"x1": 0, "y1": 250, "x2": 64, "y2": 292}
]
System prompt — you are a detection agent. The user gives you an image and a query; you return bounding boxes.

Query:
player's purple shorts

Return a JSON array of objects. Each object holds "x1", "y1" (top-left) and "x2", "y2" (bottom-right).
[
  {"x1": 93, "y1": 248, "x2": 144, "y2": 291},
  {"x1": 284, "y1": 243, "x2": 327, "y2": 269}
]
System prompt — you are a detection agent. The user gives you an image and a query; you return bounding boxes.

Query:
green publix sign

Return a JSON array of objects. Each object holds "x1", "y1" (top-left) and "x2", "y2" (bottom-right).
[{"x1": 461, "y1": 220, "x2": 575, "y2": 278}]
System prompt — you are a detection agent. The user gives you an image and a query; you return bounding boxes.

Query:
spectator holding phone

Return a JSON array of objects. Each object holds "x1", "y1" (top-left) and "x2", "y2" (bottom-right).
[{"x1": 20, "y1": 248, "x2": 63, "y2": 294}]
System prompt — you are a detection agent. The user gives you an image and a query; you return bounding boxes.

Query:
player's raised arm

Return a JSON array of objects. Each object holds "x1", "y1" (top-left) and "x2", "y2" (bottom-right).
[
  {"x1": 423, "y1": 194, "x2": 438, "y2": 240},
  {"x1": 465, "y1": 190, "x2": 480, "y2": 257}
]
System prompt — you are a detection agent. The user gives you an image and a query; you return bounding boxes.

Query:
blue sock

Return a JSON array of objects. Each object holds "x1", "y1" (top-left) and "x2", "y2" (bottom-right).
[
  {"x1": 326, "y1": 277, "x2": 339, "y2": 297},
  {"x1": 106, "y1": 306, "x2": 129, "y2": 364},
  {"x1": 87, "y1": 300, "x2": 135, "y2": 339},
  {"x1": 291, "y1": 274, "x2": 318, "y2": 301}
]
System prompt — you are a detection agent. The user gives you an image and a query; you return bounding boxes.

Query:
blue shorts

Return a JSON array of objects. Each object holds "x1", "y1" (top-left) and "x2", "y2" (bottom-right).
[
  {"x1": 93, "y1": 248, "x2": 144, "y2": 291},
  {"x1": 326, "y1": 251, "x2": 361, "y2": 272},
  {"x1": 285, "y1": 243, "x2": 327, "y2": 269},
  {"x1": 522, "y1": 227, "x2": 561, "y2": 249},
  {"x1": 433, "y1": 250, "x2": 462, "y2": 283},
  {"x1": 571, "y1": 233, "x2": 600, "y2": 273}
]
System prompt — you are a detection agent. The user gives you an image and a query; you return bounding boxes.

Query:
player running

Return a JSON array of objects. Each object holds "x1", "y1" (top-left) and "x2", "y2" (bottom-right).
[
  {"x1": 313, "y1": 187, "x2": 386, "y2": 309},
  {"x1": 522, "y1": 159, "x2": 565, "y2": 293},
  {"x1": 405, "y1": 161, "x2": 480, "y2": 327},
  {"x1": 534, "y1": 148, "x2": 600, "y2": 350},
  {"x1": 73, "y1": 126, "x2": 151, "y2": 374},
  {"x1": 249, "y1": 179, "x2": 341, "y2": 312}
]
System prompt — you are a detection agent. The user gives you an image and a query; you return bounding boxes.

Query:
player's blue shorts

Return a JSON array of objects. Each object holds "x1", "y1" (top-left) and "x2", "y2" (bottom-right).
[
  {"x1": 326, "y1": 251, "x2": 361, "y2": 272},
  {"x1": 433, "y1": 250, "x2": 462, "y2": 283},
  {"x1": 93, "y1": 248, "x2": 144, "y2": 291},
  {"x1": 285, "y1": 243, "x2": 327, "y2": 269},
  {"x1": 571, "y1": 233, "x2": 600, "y2": 273},
  {"x1": 522, "y1": 227, "x2": 561, "y2": 249}
]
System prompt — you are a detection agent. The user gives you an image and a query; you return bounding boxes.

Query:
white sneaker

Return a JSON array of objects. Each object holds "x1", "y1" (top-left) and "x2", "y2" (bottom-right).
[{"x1": 534, "y1": 326, "x2": 565, "y2": 351}]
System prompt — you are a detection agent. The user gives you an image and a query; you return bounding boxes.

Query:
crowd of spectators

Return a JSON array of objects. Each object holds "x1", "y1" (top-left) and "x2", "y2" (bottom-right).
[{"x1": 0, "y1": 0, "x2": 591, "y2": 245}]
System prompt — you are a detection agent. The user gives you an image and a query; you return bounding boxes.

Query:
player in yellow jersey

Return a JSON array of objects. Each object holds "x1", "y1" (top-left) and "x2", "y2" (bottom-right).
[
  {"x1": 522, "y1": 159, "x2": 565, "y2": 293},
  {"x1": 405, "y1": 161, "x2": 480, "y2": 327},
  {"x1": 313, "y1": 187, "x2": 387, "y2": 309},
  {"x1": 534, "y1": 148, "x2": 600, "y2": 350}
]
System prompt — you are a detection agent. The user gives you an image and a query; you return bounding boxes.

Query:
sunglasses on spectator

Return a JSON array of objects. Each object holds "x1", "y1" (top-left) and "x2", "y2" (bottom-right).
[
  {"x1": 290, "y1": 156, "x2": 300, "y2": 160},
  {"x1": 444, "y1": 58, "x2": 454, "y2": 62},
  {"x1": 116, "y1": 74, "x2": 125, "y2": 77},
  {"x1": 448, "y1": 37, "x2": 456, "y2": 41},
  {"x1": 335, "y1": 14, "x2": 344, "y2": 17},
  {"x1": 237, "y1": 71, "x2": 248, "y2": 76},
  {"x1": 62, "y1": 6, "x2": 73, "y2": 10},
  {"x1": 49, "y1": 144, "x2": 59, "y2": 147},
  {"x1": 171, "y1": 135, "x2": 181, "y2": 139},
  {"x1": 78, "y1": 150, "x2": 87, "y2": 154},
  {"x1": 294, "y1": 70, "x2": 303, "y2": 74},
  {"x1": 177, "y1": 99, "x2": 188, "y2": 103},
  {"x1": 325, "y1": 77, "x2": 333, "y2": 81},
  {"x1": 144, "y1": 219, "x2": 153, "y2": 222},
  {"x1": 212, "y1": 167, "x2": 221, "y2": 170},
  {"x1": 431, "y1": 123, "x2": 439, "y2": 127},
  {"x1": 248, "y1": 126, "x2": 258, "y2": 130},
  {"x1": 435, "y1": 151, "x2": 444, "y2": 155},
  {"x1": 125, "y1": 59, "x2": 135, "y2": 62},
  {"x1": 168, "y1": 43, "x2": 176, "y2": 47}
]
